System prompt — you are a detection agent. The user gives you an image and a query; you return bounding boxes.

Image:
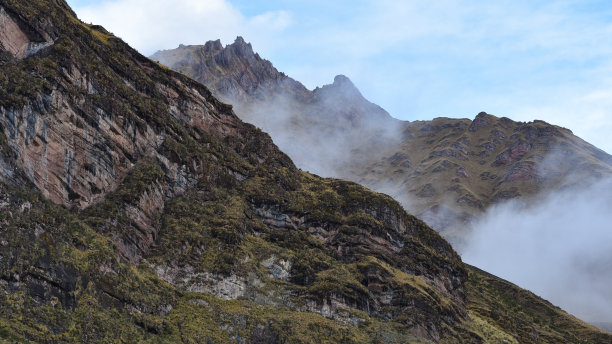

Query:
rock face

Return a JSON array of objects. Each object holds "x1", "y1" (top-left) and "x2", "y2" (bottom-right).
[
  {"x1": 0, "y1": 6, "x2": 53, "y2": 59},
  {"x1": 152, "y1": 39, "x2": 393, "y2": 130},
  {"x1": 151, "y1": 37, "x2": 309, "y2": 104},
  {"x1": 0, "y1": 2, "x2": 610, "y2": 343},
  {"x1": 1, "y1": 15, "x2": 245, "y2": 210},
  {"x1": 153, "y1": 42, "x2": 612, "y2": 248}
]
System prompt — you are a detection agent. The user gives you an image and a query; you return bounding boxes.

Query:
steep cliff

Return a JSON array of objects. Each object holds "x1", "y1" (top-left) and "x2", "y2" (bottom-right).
[{"x1": 0, "y1": 1, "x2": 610, "y2": 343}]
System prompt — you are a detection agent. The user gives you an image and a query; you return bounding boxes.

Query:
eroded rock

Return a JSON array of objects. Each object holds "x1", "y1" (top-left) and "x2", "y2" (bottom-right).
[{"x1": 0, "y1": 6, "x2": 52, "y2": 59}]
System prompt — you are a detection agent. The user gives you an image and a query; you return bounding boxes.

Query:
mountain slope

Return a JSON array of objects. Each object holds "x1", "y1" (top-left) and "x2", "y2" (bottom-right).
[
  {"x1": 0, "y1": 2, "x2": 610, "y2": 343},
  {"x1": 152, "y1": 39, "x2": 612, "y2": 247}
]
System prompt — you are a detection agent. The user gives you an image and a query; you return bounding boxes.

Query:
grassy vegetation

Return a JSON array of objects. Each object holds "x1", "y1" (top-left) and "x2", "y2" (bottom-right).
[
  {"x1": 468, "y1": 312, "x2": 518, "y2": 344},
  {"x1": 466, "y1": 265, "x2": 611, "y2": 344}
]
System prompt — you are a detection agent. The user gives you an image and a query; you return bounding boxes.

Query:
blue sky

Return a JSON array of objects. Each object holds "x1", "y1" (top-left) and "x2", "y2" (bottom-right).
[{"x1": 67, "y1": 0, "x2": 612, "y2": 153}]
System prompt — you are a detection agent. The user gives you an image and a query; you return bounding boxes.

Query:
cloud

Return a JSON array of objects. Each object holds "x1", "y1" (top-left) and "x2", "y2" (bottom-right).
[
  {"x1": 72, "y1": 0, "x2": 291, "y2": 56},
  {"x1": 462, "y1": 178, "x2": 612, "y2": 323},
  {"x1": 506, "y1": 84, "x2": 612, "y2": 154}
]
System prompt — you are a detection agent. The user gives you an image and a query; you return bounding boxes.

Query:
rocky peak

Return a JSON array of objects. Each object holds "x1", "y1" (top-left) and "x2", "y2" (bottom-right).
[
  {"x1": 152, "y1": 37, "x2": 309, "y2": 103},
  {"x1": 469, "y1": 111, "x2": 496, "y2": 132},
  {"x1": 203, "y1": 38, "x2": 223, "y2": 52},
  {"x1": 333, "y1": 74, "x2": 354, "y2": 86},
  {"x1": 153, "y1": 40, "x2": 398, "y2": 179},
  {"x1": 323, "y1": 74, "x2": 363, "y2": 98},
  {"x1": 232, "y1": 36, "x2": 251, "y2": 51},
  {"x1": 223, "y1": 36, "x2": 256, "y2": 61},
  {"x1": 312, "y1": 74, "x2": 393, "y2": 125}
]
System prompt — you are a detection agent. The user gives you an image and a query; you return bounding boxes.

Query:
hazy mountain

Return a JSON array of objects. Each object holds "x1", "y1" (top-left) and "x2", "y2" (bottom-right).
[
  {"x1": 151, "y1": 39, "x2": 400, "y2": 186},
  {"x1": 152, "y1": 38, "x2": 612, "y2": 248},
  {"x1": 0, "y1": 1, "x2": 610, "y2": 343},
  {"x1": 152, "y1": 38, "x2": 612, "y2": 329}
]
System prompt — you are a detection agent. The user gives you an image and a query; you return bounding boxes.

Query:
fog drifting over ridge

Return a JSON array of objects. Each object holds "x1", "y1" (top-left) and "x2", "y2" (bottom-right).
[
  {"x1": 230, "y1": 81, "x2": 612, "y2": 324},
  {"x1": 229, "y1": 75, "x2": 403, "y2": 179},
  {"x1": 250, "y1": 86, "x2": 612, "y2": 323},
  {"x1": 462, "y1": 178, "x2": 612, "y2": 323}
]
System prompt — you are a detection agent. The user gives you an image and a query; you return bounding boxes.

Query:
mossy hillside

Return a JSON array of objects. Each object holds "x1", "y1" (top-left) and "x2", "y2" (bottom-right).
[
  {"x1": 468, "y1": 312, "x2": 518, "y2": 344},
  {"x1": 166, "y1": 164, "x2": 461, "y2": 284},
  {"x1": 466, "y1": 265, "x2": 612, "y2": 344},
  {"x1": 0, "y1": 178, "x2": 450, "y2": 344},
  {"x1": 0, "y1": 135, "x2": 473, "y2": 343},
  {"x1": 148, "y1": 168, "x2": 465, "y2": 317},
  {"x1": 0, "y1": 179, "x2": 181, "y2": 341},
  {"x1": 242, "y1": 170, "x2": 459, "y2": 262}
]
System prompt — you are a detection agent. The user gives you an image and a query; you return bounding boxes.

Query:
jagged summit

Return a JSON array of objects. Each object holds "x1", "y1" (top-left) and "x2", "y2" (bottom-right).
[
  {"x1": 315, "y1": 74, "x2": 364, "y2": 100},
  {"x1": 151, "y1": 40, "x2": 395, "y2": 130},
  {"x1": 232, "y1": 35, "x2": 250, "y2": 48},
  {"x1": 173, "y1": 36, "x2": 252, "y2": 54},
  {"x1": 204, "y1": 38, "x2": 222, "y2": 50},
  {"x1": 152, "y1": 36, "x2": 307, "y2": 103},
  {"x1": 224, "y1": 36, "x2": 257, "y2": 59},
  {"x1": 152, "y1": 42, "x2": 400, "y2": 178}
]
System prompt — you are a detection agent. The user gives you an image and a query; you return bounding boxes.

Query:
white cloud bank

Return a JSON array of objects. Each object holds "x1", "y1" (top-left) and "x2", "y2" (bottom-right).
[
  {"x1": 72, "y1": 0, "x2": 290, "y2": 56},
  {"x1": 462, "y1": 178, "x2": 612, "y2": 323}
]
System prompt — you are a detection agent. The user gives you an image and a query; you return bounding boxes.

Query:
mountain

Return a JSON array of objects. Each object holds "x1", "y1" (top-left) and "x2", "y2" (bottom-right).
[
  {"x1": 0, "y1": 1, "x2": 610, "y2": 343},
  {"x1": 150, "y1": 39, "x2": 399, "y2": 184},
  {"x1": 152, "y1": 39, "x2": 612, "y2": 248}
]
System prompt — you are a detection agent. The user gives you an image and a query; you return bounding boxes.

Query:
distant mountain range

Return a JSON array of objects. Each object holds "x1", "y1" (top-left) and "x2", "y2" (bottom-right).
[{"x1": 152, "y1": 38, "x2": 612, "y2": 248}]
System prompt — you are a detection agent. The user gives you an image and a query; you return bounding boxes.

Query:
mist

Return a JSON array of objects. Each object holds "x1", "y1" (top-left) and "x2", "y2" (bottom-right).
[
  {"x1": 164, "y1": 40, "x2": 612, "y2": 324},
  {"x1": 262, "y1": 85, "x2": 612, "y2": 325},
  {"x1": 228, "y1": 76, "x2": 404, "y2": 179},
  {"x1": 462, "y1": 178, "x2": 612, "y2": 323},
  {"x1": 236, "y1": 83, "x2": 612, "y2": 324}
]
